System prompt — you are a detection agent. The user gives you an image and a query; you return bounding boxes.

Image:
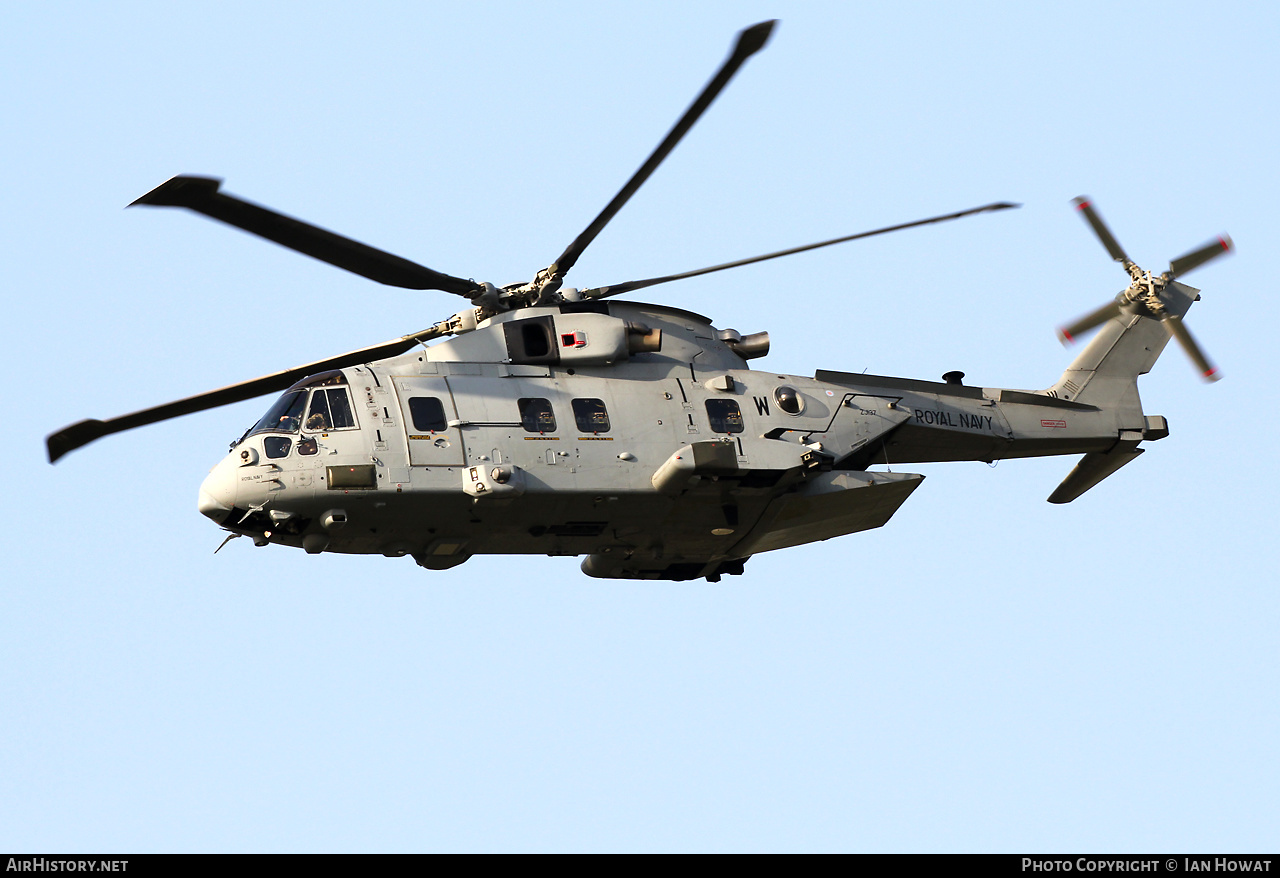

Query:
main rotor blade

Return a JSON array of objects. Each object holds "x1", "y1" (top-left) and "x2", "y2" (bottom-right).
[
  {"x1": 1057, "y1": 299, "x2": 1123, "y2": 344},
  {"x1": 131, "y1": 176, "x2": 484, "y2": 298},
  {"x1": 1072, "y1": 196, "x2": 1131, "y2": 266},
  {"x1": 1168, "y1": 235, "x2": 1233, "y2": 279},
  {"x1": 548, "y1": 20, "x2": 777, "y2": 282},
  {"x1": 47, "y1": 325, "x2": 450, "y2": 463},
  {"x1": 1162, "y1": 314, "x2": 1221, "y2": 382},
  {"x1": 579, "y1": 202, "x2": 1020, "y2": 300}
]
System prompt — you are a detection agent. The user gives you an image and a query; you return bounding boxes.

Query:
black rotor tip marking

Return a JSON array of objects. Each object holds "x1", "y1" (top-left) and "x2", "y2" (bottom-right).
[
  {"x1": 47, "y1": 419, "x2": 108, "y2": 463},
  {"x1": 736, "y1": 20, "x2": 778, "y2": 56},
  {"x1": 129, "y1": 175, "x2": 222, "y2": 208}
]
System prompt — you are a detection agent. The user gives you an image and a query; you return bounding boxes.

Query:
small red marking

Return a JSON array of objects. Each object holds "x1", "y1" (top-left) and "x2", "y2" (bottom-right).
[
  {"x1": 1219, "y1": 237, "x2": 1230, "y2": 251},
  {"x1": 1059, "y1": 328, "x2": 1074, "y2": 343},
  {"x1": 1076, "y1": 200, "x2": 1090, "y2": 210},
  {"x1": 1205, "y1": 367, "x2": 1218, "y2": 377},
  {"x1": 1041, "y1": 419, "x2": 1067, "y2": 428}
]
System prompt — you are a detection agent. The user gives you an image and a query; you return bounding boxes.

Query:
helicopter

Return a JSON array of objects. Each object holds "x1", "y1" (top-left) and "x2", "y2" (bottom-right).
[{"x1": 46, "y1": 20, "x2": 1232, "y2": 582}]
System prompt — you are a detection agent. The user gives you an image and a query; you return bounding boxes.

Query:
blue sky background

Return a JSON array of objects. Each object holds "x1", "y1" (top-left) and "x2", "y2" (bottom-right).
[{"x1": 2, "y1": 0, "x2": 1277, "y2": 853}]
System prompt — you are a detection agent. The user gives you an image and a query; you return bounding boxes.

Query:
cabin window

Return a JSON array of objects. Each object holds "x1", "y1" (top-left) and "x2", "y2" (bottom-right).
[
  {"x1": 263, "y1": 436, "x2": 291, "y2": 459},
  {"x1": 408, "y1": 397, "x2": 448, "y2": 433},
  {"x1": 249, "y1": 390, "x2": 308, "y2": 436},
  {"x1": 298, "y1": 437, "x2": 318, "y2": 456},
  {"x1": 572, "y1": 398, "x2": 611, "y2": 434},
  {"x1": 705, "y1": 399, "x2": 744, "y2": 434},
  {"x1": 306, "y1": 388, "x2": 356, "y2": 431},
  {"x1": 519, "y1": 398, "x2": 557, "y2": 433}
]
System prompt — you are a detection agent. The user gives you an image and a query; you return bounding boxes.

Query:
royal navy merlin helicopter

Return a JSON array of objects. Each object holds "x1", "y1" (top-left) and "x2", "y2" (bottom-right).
[{"x1": 46, "y1": 21, "x2": 1232, "y2": 581}]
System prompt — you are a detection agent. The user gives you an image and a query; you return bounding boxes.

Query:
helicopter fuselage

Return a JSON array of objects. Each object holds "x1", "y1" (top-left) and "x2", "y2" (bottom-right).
[{"x1": 197, "y1": 299, "x2": 1167, "y2": 581}]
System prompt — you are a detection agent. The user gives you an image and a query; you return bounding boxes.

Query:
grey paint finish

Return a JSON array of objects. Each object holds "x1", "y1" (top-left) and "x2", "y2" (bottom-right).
[{"x1": 188, "y1": 275, "x2": 1198, "y2": 580}]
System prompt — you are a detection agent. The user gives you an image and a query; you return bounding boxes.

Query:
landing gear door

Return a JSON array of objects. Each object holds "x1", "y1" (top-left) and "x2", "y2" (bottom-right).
[{"x1": 393, "y1": 377, "x2": 466, "y2": 466}]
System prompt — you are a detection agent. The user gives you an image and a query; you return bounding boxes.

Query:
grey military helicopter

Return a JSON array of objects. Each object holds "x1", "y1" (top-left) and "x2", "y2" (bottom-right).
[{"x1": 47, "y1": 21, "x2": 1232, "y2": 581}]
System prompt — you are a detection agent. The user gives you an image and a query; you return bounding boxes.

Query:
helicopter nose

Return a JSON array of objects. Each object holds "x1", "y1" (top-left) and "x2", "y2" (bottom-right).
[{"x1": 198, "y1": 459, "x2": 237, "y2": 524}]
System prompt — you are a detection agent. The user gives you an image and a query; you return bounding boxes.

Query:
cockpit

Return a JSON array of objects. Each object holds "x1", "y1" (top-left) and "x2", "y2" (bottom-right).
[{"x1": 236, "y1": 371, "x2": 358, "y2": 455}]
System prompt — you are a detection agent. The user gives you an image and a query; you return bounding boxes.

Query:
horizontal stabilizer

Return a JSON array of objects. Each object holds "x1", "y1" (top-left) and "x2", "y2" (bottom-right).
[{"x1": 1047, "y1": 434, "x2": 1144, "y2": 504}]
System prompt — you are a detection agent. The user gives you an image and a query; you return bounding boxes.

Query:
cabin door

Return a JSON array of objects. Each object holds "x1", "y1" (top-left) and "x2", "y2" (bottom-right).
[{"x1": 393, "y1": 376, "x2": 466, "y2": 466}]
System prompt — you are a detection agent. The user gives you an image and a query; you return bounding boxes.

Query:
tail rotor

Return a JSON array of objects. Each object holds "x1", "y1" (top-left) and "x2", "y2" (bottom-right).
[{"x1": 1059, "y1": 196, "x2": 1231, "y2": 382}]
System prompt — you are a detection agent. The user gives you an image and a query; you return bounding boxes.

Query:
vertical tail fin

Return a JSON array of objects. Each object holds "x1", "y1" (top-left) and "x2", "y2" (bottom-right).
[
  {"x1": 1048, "y1": 280, "x2": 1199, "y2": 415},
  {"x1": 1042, "y1": 282, "x2": 1197, "y2": 502}
]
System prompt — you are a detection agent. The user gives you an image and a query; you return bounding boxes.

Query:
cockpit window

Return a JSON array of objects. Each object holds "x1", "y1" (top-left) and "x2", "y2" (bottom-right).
[
  {"x1": 249, "y1": 391, "x2": 308, "y2": 436},
  {"x1": 327, "y1": 389, "x2": 355, "y2": 428},
  {"x1": 305, "y1": 388, "x2": 356, "y2": 431},
  {"x1": 264, "y1": 436, "x2": 292, "y2": 459}
]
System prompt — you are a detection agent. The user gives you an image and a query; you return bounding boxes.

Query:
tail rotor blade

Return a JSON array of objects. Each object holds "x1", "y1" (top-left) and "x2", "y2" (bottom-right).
[
  {"x1": 1162, "y1": 315, "x2": 1220, "y2": 382},
  {"x1": 1168, "y1": 235, "x2": 1233, "y2": 279},
  {"x1": 1058, "y1": 299, "x2": 1123, "y2": 344},
  {"x1": 1072, "y1": 196, "x2": 1131, "y2": 266}
]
